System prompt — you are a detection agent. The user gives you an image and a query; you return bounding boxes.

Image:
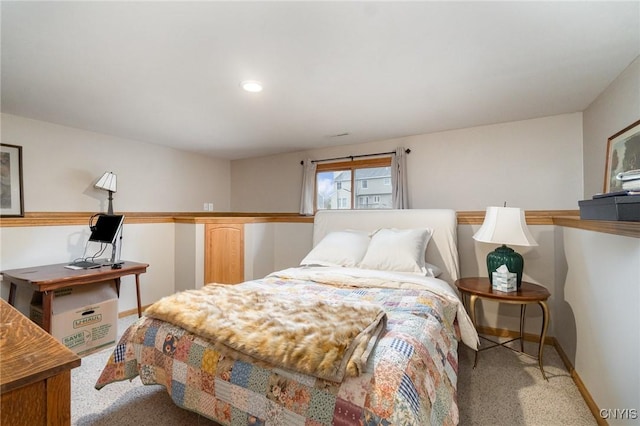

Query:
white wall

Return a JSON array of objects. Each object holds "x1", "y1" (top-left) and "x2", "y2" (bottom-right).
[
  {"x1": 557, "y1": 228, "x2": 640, "y2": 424},
  {"x1": 244, "y1": 222, "x2": 314, "y2": 281},
  {"x1": 563, "y1": 54, "x2": 640, "y2": 422},
  {"x1": 230, "y1": 112, "x2": 583, "y2": 339},
  {"x1": 0, "y1": 223, "x2": 175, "y2": 316},
  {"x1": 583, "y1": 55, "x2": 640, "y2": 198},
  {"x1": 1, "y1": 113, "x2": 231, "y2": 212},
  {"x1": 272, "y1": 223, "x2": 314, "y2": 272},
  {"x1": 2, "y1": 58, "x2": 638, "y2": 418},
  {"x1": 0, "y1": 114, "x2": 231, "y2": 316},
  {"x1": 231, "y1": 113, "x2": 584, "y2": 212},
  {"x1": 231, "y1": 86, "x2": 640, "y2": 421},
  {"x1": 174, "y1": 223, "x2": 205, "y2": 291}
]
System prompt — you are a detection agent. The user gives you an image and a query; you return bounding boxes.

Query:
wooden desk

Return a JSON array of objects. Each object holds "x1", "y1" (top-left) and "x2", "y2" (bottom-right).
[
  {"x1": 2, "y1": 261, "x2": 148, "y2": 333},
  {"x1": 455, "y1": 277, "x2": 551, "y2": 380},
  {"x1": 1, "y1": 299, "x2": 81, "y2": 425}
]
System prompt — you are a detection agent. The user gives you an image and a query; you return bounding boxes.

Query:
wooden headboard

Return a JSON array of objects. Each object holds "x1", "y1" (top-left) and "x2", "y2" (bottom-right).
[{"x1": 313, "y1": 209, "x2": 460, "y2": 285}]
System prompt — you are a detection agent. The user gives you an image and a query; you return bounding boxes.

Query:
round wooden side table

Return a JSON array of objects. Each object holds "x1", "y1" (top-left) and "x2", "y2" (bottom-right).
[{"x1": 455, "y1": 277, "x2": 551, "y2": 380}]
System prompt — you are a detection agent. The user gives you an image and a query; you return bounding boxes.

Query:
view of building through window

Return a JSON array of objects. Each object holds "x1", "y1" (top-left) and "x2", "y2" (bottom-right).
[{"x1": 316, "y1": 164, "x2": 392, "y2": 210}]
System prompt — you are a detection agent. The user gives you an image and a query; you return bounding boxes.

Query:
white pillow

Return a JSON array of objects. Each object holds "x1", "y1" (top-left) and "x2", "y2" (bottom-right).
[
  {"x1": 425, "y1": 262, "x2": 443, "y2": 278},
  {"x1": 300, "y1": 230, "x2": 371, "y2": 267},
  {"x1": 359, "y1": 228, "x2": 433, "y2": 274}
]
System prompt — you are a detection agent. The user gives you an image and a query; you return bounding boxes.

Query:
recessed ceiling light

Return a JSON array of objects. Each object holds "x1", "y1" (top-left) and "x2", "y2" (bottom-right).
[{"x1": 241, "y1": 80, "x2": 263, "y2": 93}]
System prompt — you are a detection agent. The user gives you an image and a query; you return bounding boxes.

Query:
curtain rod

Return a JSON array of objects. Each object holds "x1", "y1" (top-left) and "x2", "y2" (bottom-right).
[{"x1": 300, "y1": 148, "x2": 410, "y2": 165}]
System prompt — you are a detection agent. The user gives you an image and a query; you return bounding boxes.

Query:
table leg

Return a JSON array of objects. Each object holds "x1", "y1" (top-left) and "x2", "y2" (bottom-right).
[
  {"x1": 469, "y1": 294, "x2": 479, "y2": 368},
  {"x1": 538, "y1": 300, "x2": 550, "y2": 381},
  {"x1": 135, "y1": 274, "x2": 142, "y2": 317},
  {"x1": 520, "y1": 304, "x2": 526, "y2": 352}
]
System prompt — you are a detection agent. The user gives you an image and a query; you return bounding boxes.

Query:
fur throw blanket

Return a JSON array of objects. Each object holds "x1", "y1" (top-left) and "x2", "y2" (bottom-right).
[{"x1": 145, "y1": 284, "x2": 387, "y2": 382}]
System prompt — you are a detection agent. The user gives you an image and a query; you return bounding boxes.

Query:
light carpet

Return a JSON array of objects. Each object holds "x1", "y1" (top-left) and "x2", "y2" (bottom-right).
[{"x1": 72, "y1": 316, "x2": 597, "y2": 425}]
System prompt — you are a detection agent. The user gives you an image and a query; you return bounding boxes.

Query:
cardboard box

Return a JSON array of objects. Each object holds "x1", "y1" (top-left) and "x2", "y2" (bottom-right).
[
  {"x1": 492, "y1": 272, "x2": 517, "y2": 292},
  {"x1": 30, "y1": 281, "x2": 118, "y2": 356}
]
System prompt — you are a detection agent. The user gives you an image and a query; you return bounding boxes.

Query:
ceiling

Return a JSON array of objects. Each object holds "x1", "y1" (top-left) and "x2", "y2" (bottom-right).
[{"x1": 2, "y1": 2, "x2": 639, "y2": 160}]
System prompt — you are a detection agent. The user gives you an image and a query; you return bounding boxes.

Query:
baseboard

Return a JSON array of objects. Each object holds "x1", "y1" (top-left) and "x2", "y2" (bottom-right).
[
  {"x1": 552, "y1": 338, "x2": 607, "y2": 426},
  {"x1": 118, "y1": 304, "x2": 151, "y2": 318},
  {"x1": 476, "y1": 327, "x2": 605, "y2": 425}
]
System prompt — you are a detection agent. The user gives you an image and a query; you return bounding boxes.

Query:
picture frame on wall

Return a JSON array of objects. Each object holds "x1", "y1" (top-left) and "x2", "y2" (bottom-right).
[
  {"x1": 604, "y1": 119, "x2": 640, "y2": 193},
  {"x1": 1, "y1": 143, "x2": 24, "y2": 217}
]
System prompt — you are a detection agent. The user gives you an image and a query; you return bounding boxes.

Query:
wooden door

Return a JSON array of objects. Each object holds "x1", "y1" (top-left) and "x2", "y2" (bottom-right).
[{"x1": 204, "y1": 224, "x2": 244, "y2": 284}]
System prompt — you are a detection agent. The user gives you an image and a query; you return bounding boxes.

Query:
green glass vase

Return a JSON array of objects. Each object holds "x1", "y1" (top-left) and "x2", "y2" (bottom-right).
[{"x1": 487, "y1": 244, "x2": 524, "y2": 288}]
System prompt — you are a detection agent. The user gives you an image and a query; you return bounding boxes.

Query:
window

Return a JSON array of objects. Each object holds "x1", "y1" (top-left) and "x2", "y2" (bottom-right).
[{"x1": 315, "y1": 157, "x2": 392, "y2": 211}]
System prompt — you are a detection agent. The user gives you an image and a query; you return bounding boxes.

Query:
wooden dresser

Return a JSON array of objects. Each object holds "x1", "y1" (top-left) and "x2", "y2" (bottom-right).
[{"x1": 1, "y1": 298, "x2": 81, "y2": 426}]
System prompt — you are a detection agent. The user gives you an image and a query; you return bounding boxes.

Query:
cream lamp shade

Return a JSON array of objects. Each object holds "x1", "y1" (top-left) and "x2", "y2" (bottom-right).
[
  {"x1": 473, "y1": 206, "x2": 537, "y2": 288},
  {"x1": 94, "y1": 172, "x2": 117, "y2": 214},
  {"x1": 472, "y1": 207, "x2": 537, "y2": 247}
]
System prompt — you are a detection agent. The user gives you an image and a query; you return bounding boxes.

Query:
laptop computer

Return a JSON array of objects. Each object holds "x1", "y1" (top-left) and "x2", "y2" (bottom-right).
[{"x1": 66, "y1": 260, "x2": 102, "y2": 269}]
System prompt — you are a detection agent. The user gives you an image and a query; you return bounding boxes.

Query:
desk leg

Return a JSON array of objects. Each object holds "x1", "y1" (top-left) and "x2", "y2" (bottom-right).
[
  {"x1": 42, "y1": 291, "x2": 53, "y2": 333},
  {"x1": 469, "y1": 294, "x2": 479, "y2": 368},
  {"x1": 8, "y1": 282, "x2": 17, "y2": 306},
  {"x1": 538, "y1": 300, "x2": 550, "y2": 381},
  {"x1": 114, "y1": 278, "x2": 121, "y2": 296},
  {"x1": 135, "y1": 274, "x2": 142, "y2": 317}
]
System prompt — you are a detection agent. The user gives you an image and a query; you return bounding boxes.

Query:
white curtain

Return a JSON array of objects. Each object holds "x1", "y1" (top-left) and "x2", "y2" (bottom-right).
[
  {"x1": 299, "y1": 159, "x2": 317, "y2": 215},
  {"x1": 391, "y1": 147, "x2": 408, "y2": 209}
]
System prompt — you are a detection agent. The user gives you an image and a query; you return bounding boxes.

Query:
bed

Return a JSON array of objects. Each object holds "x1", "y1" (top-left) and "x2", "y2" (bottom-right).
[{"x1": 95, "y1": 209, "x2": 478, "y2": 425}]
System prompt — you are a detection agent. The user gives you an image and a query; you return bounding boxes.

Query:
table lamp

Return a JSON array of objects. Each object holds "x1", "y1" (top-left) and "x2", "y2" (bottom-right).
[
  {"x1": 472, "y1": 206, "x2": 538, "y2": 288},
  {"x1": 94, "y1": 172, "x2": 117, "y2": 215}
]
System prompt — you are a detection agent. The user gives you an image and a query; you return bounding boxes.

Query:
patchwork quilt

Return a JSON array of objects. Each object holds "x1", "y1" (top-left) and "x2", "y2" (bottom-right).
[
  {"x1": 96, "y1": 268, "x2": 476, "y2": 425},
  {"x1": 144, "y1": 283, "x2": 387, "y2": 383}
]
